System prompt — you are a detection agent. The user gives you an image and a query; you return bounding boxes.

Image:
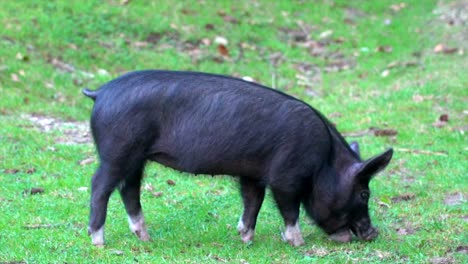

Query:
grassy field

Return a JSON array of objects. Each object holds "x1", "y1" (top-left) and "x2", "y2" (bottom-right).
[{"x1": 0, "y1": 0, "x2": 466, "y2": 263}]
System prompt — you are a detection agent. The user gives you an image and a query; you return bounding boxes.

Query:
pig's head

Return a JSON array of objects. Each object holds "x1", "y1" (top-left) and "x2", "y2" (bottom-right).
[{"x1": 304, "y1": 142, "x2": 393, "y2": 242}]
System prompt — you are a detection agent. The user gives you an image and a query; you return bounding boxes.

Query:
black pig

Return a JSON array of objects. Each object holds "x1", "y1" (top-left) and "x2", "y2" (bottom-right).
[{"x1": 83, "y1": 70, "x2": 393, "y2": 246}]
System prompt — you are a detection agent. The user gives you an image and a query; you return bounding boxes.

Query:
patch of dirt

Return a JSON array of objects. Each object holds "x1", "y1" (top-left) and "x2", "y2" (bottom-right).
[
  {"x1": 303, "y1": 247, "x2": 331, "y2": 257},
  {"x1": 396, "y1": 227, "x2": 417, "y2": 236},
  {"x1": 443, "y1": 192, "x2": 465, "y2": 206},
  {"x1": 23, "y1": 114, "x2": 91, "y2": 145},
  {"x1": 429, "y1": 256, "x2": 455, "y2": 264},
  {"x1": 432, "y1": 0, "x2": 468, "y2": 50},
  {"x1": 453, "y1": 245, "x2": 468, "y2": 254}
]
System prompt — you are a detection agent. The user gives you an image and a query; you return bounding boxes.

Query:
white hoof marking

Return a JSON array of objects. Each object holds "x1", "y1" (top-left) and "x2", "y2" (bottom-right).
[
  {"x1": 91, "y1": 227, "x2": 105, "y2": 246},
  {"x1": 281, "y1": 222, "x2": 304, "y2": 247},
  {"x1": 128, "y1": 212, "x2": 150, "y2": 241},
  {"x1": 237, "y1": 217, "x2": 254, "y2": 243}
]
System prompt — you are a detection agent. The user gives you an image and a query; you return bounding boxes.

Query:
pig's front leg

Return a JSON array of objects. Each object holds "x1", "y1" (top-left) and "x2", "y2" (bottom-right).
[
  {"x1": 119, "y1": 169, "x2": 150, "y2": 242},
  {"x1": 237, "y1": 178, "x2": 266, "y2": 243},
  {"x1": 271, "y1": 189, "x2": 305, "y2": 247}
]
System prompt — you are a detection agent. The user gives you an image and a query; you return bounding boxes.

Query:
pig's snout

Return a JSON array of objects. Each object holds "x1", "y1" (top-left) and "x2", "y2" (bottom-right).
[
  {"x1": 329, "y1": 229, "x2": 352, "y2": 243},
  {"x1": 351, "y1": 222, "x2": 379, "y2": 241},
  {"x1": 360, "y1": 226, "x2": 378, "y2": 241}
]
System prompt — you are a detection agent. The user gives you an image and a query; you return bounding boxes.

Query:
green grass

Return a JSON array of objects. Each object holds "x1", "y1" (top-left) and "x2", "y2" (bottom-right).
[{"x1": 0, "y1": 0, "x2": 466, "y2": 263}]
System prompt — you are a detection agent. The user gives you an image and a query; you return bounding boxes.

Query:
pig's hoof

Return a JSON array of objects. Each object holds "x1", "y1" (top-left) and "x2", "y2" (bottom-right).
[
  {"x1": 282, "y1": 233, "x2": 305, "y2": 247},
  {"x1": 134, "y1": 229, "x2": 151, "y2": 242},
  {"x1": 239, "y1": 229, "x2": 254, "y2": 243},
  {"x1": 237, "y1": 219, "x2": 254, "y2": 243},
  {"x1": 90, "y1": 227, "x2": 105, "y2": 247},
  {"x1": 281, "y1": 224, "x2": 305, "y2": 247},
  {"x1": 329, "y1": 229, "x2": 352, "y2": 243}
]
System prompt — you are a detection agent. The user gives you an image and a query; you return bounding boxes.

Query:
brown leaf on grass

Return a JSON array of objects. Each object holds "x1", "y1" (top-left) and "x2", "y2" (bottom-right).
[
  {"x1": 373, "y1": 128, "x2": 398, "y2": 137},
  {"x1": 217, "y1": 44, "x2": 229, "y2": 57},
  {"x1": 223, "y1": 15, "x2": 239, "y2": 24},
  {"x1": 439, "y1": 114, "x2": 449, "y2": 122},
  {"x1": 444, "y1": 192, "x2": 464, "y2": 206},
  {"x1": 434, "y1": 44, "x2": 459, "y2": 54},
  {"x1": 24, "y1": 187, "x2": 44, "y2": 195},
  {"x1": 391, "y1": 193, "x2": 415, "y2": 203},
  {"x1": 210, "y1": 255, "x2": 227, "y2": 263},
  {"x1": 205, "y1": 23, "x2": 215, "y2": 30},
  {"x1": 442, "y1": 47, "x2": 459, "y2": 54},
  {"x1": 180, "y1": 8, "x2": 197, "y2": 15},
  {"x1": 376, "y1": 46, "x2": 393, "y2": 53},
  {"x1": 4, "y1": 169, "x2": 20, "y2": 174},
  {"x1": 167, "y1": 179, "x2": 176, "y2": 186},
  {"x1": 145, "y1": 32, "x2": 162, "y2": 44},
  {"x1": 50, "y1": 58, "x2": 75, "y2": 72},
  {"x1": 345, "y1": 127, "x2": 398, "y2": 138},
  {"x1": 433, "y1": 114, "x2": 449, "y2": 128}
]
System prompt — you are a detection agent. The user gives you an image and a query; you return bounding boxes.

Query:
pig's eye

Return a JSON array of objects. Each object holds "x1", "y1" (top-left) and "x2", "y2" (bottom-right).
[{"x1": 360, "y1": 191, "x2": 370, "y2": 201}]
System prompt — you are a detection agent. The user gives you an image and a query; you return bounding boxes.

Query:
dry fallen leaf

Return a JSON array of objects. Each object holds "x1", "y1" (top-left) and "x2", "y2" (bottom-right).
[
  {"x1": 373, "y1": 128, "x2": 398, "y2": 137},
  {"x1": 376, "y1": 46, "x2": 393, "y2": 53},
  {"x1": 439, "y1": 114, "x2": 449, "y2": 122},
  {"x1": 4, "y1": 168, "x2": 20, "y2": 174},
  {"x1": 433, "y1": 114, "x2": 449, "y2": 128},
  {"x1": 391, "y1": 193, "x2": 415, "y2": 203},
  {"x1": 217, "y1": 44, "x2": 229, "y2": 57},
  {"x1": 24, "y1": 187, "x2": 45, "y2": 195},
  {"x1": 205, "y1": 23, "x2": 215, "y2": 30},
  {"x1": 223, "y1": 15, "x2": 239, "y2": 24},
  {"x1": 167, "y1": 179, "x2": 176, "y2": 186}
]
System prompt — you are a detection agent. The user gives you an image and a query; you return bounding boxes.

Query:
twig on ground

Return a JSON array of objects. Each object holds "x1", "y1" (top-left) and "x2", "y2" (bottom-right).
[{"x1": 394, "y1": 148, "x2": 448, "y2": 156}]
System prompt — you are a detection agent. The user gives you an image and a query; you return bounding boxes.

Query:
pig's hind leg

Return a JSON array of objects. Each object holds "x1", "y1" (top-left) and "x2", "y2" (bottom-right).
[
  {"x1": 237, "y1": 177, "x2": 266, "y2": 243},
  {"x1": 88, "y1": 149, "x2": 147, "y2": 246},
  {"x1": 118, "y1": 163, "x2": 150, "y2": 242},
  {"x1": 88, "y1": 162, "x2": 123, "y2": 246}
]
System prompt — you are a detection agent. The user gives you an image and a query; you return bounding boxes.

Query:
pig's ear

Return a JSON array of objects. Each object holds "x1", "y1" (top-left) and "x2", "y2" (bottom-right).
[
  {"x1": 356, "y1": 148, "x2": 393, "y2": 182},
  {"x1": 349, "y1": 141, "x2": 361, "y2": 157}
]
